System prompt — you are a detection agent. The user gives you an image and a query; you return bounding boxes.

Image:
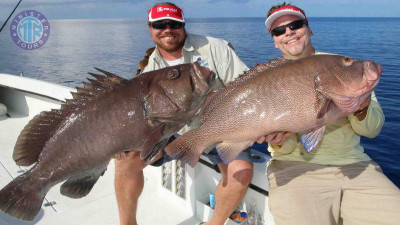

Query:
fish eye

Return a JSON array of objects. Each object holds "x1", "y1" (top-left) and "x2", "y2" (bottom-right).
[
  {"x1": 167, "y1": 69, "x2": 180, "y2": 80},
  {"x1": 342, "y1": 57, "x2": 354, "y2": 66}
]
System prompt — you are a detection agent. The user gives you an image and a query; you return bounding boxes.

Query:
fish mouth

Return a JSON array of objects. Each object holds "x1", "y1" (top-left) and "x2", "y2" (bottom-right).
[
  {"x1": 330, "y1": 60, "x2": 382, "y2": 96},
  {"x1": 192, "y1": 62, "x2": 216, "y2": 94},
  {"x1": 365, "y1": 61, "x2": 383, "y2": 85}
]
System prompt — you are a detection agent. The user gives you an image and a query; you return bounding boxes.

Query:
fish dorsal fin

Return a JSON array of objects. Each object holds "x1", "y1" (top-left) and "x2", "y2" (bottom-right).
[
  {"x1": 300, "y1": 126, "x2": 326, "y2": 153},
  {"x1": 200, "y1": 58, "x2": 289, "y2": 123},
  {"x1": 62, "y1": 68, "x2": 127, "y2": 111},
  {"x1": 13, "y1": 109, "x2": 64, "y2": 166},
  {"x1": 13, "y1": 68, "x2": 127, "y2": 166}
]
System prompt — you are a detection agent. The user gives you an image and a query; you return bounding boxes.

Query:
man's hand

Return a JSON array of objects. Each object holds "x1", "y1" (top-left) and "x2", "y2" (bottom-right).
[
  {"x1": 113, "y1": 150, "x2": 163, "y2": 165},
  {"x1": 353, "y1": 95, "x2": 371, "y2": 120},
  {"x1": 256, "y1": 132, "x2": 293, "y2": 146}
]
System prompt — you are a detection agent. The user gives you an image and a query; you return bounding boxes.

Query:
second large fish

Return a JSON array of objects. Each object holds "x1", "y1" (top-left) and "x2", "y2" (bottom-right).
[
  {"x1": 165, "y1": 55, "x2": 382, "y2": 167},
  {"x1": 0, "y1": 62, "x2": 215, "y2": 221}
]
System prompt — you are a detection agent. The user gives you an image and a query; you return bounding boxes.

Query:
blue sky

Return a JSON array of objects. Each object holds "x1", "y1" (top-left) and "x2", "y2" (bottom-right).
[{"x1": 0, "y1": 0, "x2": 399, "y2": 20}]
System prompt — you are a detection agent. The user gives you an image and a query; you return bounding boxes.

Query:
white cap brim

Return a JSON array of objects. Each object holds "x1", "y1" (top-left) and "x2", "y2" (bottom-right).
[{"x1": 265, "y1": 10, "x2": 305, "y2": 31}]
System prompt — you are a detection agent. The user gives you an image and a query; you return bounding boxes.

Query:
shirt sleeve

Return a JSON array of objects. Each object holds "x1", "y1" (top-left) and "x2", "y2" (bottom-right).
[
  {"x1": 347, "y1": 91, "x2": 385, "y2": 138},
  {"x1": 267, "y1": 133, "x2": 298, "y2": 155},
  {"x1": 214, "y1": 41, "x2": 249, "y2": 84}
]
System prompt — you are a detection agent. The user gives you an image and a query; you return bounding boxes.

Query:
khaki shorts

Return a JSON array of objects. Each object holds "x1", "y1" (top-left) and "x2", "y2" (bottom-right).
[{"x1": 267, "y1": 160, "x2": 400, "y2": 225}]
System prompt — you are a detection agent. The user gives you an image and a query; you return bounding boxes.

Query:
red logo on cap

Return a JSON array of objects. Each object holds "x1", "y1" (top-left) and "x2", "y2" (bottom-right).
[
  {"x1": 148, "y1": 5, "x2": 184, "y2": 22},
  {"x1": 156, "y1": 6, "x2": 178, "y2": 13}
]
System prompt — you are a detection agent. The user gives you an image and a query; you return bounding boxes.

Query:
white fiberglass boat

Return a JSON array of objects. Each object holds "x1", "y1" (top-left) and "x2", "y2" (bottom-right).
[{"x1": 0, "y1": 72, "x2": 275, "y2": 225}]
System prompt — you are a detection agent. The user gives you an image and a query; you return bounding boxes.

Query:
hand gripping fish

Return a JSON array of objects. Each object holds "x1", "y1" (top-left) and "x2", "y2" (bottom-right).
[
  {"x1": 165, "y1": 55, "x2": 382, "y2": 167},
  {"x1": 0, "y1": 62, "x2": 215, "y2": 221}
]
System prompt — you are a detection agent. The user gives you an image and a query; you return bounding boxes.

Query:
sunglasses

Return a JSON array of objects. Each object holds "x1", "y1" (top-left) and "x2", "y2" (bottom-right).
[
  {"x1": 150, "y1": 20, "x2": 184, "y2": 30},
  {"x1": 270, "y1": 20, "x2": 307, "y2": 37}
]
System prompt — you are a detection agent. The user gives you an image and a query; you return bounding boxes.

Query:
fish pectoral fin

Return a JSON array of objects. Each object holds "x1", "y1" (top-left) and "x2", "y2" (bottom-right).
[
  {"x1": 144, "y1": 89, "x2": 179, "y2": 120},
  {"x1": 215, "y1": 141, "x2": 253, "y2": 164},
  {"x1": 165, "y1": 131, "x2": 203, "y2": 168},
  {"x1": 141, "y1": 124, "x2": 166, "y2": 164},
  {"x1": 316, "y1": 93, "x2": 334, "y2": 120},
  {"x1": 315, "y1": 76, "x2": 334, "y2": 120},
  {"x1": 300, "y1": 126, "x2": 326, "y2": 153},
  {"x1": 60, "y1": 170, "x2": 106, "y2": 199}
]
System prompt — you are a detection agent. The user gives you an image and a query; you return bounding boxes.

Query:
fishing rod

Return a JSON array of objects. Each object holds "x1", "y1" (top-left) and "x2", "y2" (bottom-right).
[{"x1": 0, "y1": 0, "x2": 23, "y2": 33}]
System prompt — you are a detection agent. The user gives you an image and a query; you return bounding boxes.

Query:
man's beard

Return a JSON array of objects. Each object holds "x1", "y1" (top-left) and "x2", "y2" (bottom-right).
[{"x1": 156, "y1": 32, "x2": 186, "y2": 52}]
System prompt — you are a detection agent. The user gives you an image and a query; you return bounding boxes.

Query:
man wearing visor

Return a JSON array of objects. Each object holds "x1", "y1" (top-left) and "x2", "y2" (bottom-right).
[
  {"x1": 114, "y1": 2, "x2": 253, "y2": 225},
  {"x1": 264, "y1": 3, "x2": 400, "y2": 225}
]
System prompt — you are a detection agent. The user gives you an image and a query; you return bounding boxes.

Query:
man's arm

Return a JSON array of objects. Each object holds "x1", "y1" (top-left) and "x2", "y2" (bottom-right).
[{"x1": 348, "y1": 91, "x2": 385, "y2": 138}]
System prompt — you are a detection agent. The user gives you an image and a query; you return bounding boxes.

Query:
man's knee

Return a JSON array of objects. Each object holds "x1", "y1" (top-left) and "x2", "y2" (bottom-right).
[
  {"x1": 220, "y1": 160, "x2": 253, "y2": 186},
  {"x1": 115, "y1": 151, "x2": 147, "y2": 174}
]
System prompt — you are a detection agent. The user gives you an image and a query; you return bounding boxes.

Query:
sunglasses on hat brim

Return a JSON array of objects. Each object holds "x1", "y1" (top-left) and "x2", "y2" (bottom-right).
[
  {"x1": 150, "y1": 20, "x2": 185, "y2": 30},
  {"x1": 270, "y1": 20, "x2": 307, "y2": 37}
]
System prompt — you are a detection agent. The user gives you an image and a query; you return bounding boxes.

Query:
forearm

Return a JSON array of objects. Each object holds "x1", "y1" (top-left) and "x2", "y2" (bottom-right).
[{"x1": 348, "y1": 98, "x2": 385, "y2": 138}]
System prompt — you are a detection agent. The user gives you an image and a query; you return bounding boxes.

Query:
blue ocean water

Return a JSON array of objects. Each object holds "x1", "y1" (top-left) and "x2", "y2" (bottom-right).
[{"x1": 0, "y1": 17, "x2": 399, "y2": 187}]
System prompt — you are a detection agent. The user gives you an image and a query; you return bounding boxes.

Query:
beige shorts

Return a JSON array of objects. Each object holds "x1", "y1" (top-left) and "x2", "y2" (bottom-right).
[{"x1": 267, "y1": 160, "x2": 400, "y2": 225}]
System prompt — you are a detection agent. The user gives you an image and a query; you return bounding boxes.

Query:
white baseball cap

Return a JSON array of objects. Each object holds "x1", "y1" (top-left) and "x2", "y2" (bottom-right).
[{"x1": 265, "y1": 5, "x2": 308, "y2": 32}]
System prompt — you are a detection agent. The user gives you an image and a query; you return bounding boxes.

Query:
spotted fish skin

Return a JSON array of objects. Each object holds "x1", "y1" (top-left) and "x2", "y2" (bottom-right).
[
  {"x1": 0, "y1": 62, "x2": 215, "y2": 221},
  {"x1": 165, "y1": 55, "x2": 382, "y2": 167}
]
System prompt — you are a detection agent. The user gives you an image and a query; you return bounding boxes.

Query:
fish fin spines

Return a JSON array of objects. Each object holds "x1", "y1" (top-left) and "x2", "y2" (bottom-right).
[
  {"x1": 60, "y1": 172, "x2": 104, "y2": 199},
  {"x1": 94, "y1": 67, "x2": 125, "y2": 83},
  {"x1": 62, "y1": 69, "x2": 127, "y2": 111},
  {"x1": 0, "y1": 176, "x2": 44, "y2": 221},
  {"x1": 15, "y1": 69, "x2": 127, "y2": 167},
  {"x1": 164, "y1": 132, "x2": 203, "y2": 167},
  {"x1": 13, "y1": 111, "x2": 64, "y2": 166}
]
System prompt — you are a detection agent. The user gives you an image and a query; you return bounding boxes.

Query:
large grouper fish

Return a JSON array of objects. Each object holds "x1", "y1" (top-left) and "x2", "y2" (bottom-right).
[
  {"x1": 165, "y1": 55, "x2": 382, "y2": 167},
  {"x1": 0, "y1": 62, "x2": 215, "y2": 221}
]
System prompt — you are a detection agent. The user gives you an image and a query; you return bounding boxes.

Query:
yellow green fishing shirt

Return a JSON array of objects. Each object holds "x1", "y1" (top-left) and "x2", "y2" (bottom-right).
[{"x1": 268, "y1": 52, "x2": 385, "y2": 165}]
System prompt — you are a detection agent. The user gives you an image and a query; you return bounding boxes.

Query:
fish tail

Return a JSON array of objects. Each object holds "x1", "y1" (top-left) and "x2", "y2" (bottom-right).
[
  {"x1": 0, "y1": 175, "x2": 45, "y2": 221},
  {"x1": 165, "y1": 130, "x2": 206, "y2": 167}
]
